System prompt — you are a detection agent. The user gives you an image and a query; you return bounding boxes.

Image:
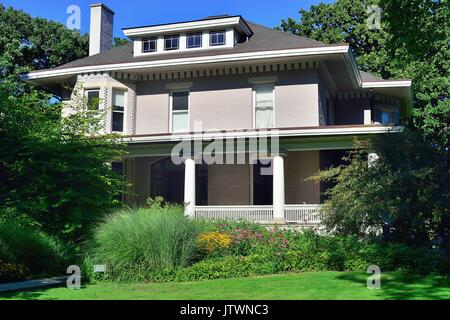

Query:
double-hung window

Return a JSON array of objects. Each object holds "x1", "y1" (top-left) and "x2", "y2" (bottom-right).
[
  {"x1": 210, "y1": 30, "x2": 225, "y2": 46},
  {"x1": 164, "y1": 35, "x2": 179, "y2": 50},
  {"x1": 142, "y1": 37, "x2": 157, "y2": 53},
  {"x1": 254, "y1": 84, "x2": 275, "y2": 128},
  {"x1": 86, "y1": 89, "x2": 100, "y2": 111},
  {"x1": 112, "y1": 89, "x2": 126, "y2": 132},
  {"x1": 171, "y1": 91, "x2": 189, "y2": 132},
  {"x1": 187, "y1": 33, "x2": 202, "y2": 49}
]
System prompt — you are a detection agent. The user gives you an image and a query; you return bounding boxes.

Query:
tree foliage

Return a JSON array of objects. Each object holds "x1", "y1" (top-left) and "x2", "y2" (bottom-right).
[
  {"x1": 0, "y1": 4, "x2": 88, "y2": 90},
  {"x1": 311, "y1": 131, "x2": 449, "y2": 249},
  {"x1": 277, "y1": 0, "x2": 392, "y2": 78},
  {"x1": 282, "y1": 0, "x2": 449, "y2": 246},
  {"x1": 0, "y1": 84, "x2": 126, "y2": 242}
]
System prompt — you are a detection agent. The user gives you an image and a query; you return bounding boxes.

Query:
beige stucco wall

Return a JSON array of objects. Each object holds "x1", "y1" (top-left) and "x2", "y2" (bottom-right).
[
  {"x1": 284, "y1": 151, "x2": 321, "y2": 204},
  {"x1": 275, "y1": 69, "x2": 319, "y2": 128},
  {"x1": 207, "y1": 164, "x2": 250, "y2": 205},
  {"x1": 135, "y1": 69, "x2": 320, "y2": 135}
]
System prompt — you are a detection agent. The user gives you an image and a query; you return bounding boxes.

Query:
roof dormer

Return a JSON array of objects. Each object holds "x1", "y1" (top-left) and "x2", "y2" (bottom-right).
[{"x1": 123, "y1": 15, "x2": 253, "y2": 57}]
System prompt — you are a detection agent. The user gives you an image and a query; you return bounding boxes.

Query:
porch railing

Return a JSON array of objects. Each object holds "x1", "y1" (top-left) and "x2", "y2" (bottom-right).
[
  {"x1": 193, "y1": 204, "x2": 323, "y2": 224},
  {"x1": 285, "y1": 204, "x2": 322, "y2": 224},
  {"x1": 193, "y1": 205, "x2": 273, "y2": 222}
]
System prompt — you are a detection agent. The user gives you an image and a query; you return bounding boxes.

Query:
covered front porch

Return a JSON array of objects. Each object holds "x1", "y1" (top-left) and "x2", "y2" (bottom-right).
[{"x1": 122, "y1": 136, "x2": 351, "y2": 225}]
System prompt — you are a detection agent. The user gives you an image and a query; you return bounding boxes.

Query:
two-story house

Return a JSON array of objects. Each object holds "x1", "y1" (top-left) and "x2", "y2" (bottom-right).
[{"x1": 22, "y1": 3, "x2": 412, "y2": 225}]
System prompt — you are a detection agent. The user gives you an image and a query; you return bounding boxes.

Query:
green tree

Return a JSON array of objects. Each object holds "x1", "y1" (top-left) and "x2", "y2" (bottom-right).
[
  {"x1": 0, "y1": 84, "x2": 126, "y2": 242},
  {"x1": 277, "y1": 0, "x2": 392, "y2": 78},
  {"x1": 380, "y1": 0, "x2": 450, "y2": 146},
  {"x1": 113, "y1": 37, "x2": 129, "y2": 47},
  {"x1": 312, "y1": 131, "x2": 449, "y2": 248},
  {"x1": 0, "y1": 4, "x2": 88, "y2": 89}
]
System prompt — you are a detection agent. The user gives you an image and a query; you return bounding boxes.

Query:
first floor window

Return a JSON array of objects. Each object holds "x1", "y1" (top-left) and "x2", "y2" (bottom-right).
[
  {"x1": 142, "y1": 37, "x2": 157, "y2": 53},
  {"x1": 171, "y1": 91, "x2": 189, "y2": 132},
  {"x1": 165, "y1": 35, "x2": 179, "y2": 50},
  {"x1": 86, "y1": 89, "x2": 100, "y2": 111},
  {"x1": 254, "y1": 84, "x2": 274, "y2": 128},
  {"x1": 210, "y1": 30, "x2": 225, "y2": 46},
  {"x1": 112, "y1": 89, "x2": 126, "y2": 132}
]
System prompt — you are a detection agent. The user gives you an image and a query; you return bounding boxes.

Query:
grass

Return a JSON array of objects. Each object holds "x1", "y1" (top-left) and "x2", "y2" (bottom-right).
[{"x1": 1, "y1": 271, "x2": 450, "y2": 300}]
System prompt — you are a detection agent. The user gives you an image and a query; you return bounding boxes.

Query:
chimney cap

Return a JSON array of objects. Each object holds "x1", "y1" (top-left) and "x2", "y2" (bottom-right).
[{"x1": 90, "y1": 3, "x2": 115, "y2": 15}]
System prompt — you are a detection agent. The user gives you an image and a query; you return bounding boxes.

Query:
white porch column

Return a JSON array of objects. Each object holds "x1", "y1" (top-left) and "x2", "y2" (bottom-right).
[
  {"x1": 272, "y1": 155, "x2": 285, "y2": 221},
  {"x1": 184, "y1": 158, "x2": 196, "y2": 217}
]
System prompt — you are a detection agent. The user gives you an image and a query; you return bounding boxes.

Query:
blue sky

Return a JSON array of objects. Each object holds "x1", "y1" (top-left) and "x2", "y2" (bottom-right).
[{"x1": 1, "y1": 0, "x2": 332, "y2": 38}]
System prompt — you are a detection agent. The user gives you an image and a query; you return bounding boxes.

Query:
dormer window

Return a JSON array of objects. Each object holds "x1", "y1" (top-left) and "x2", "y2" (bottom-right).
[
  {"x1": 210, "y1": 30, "x2": 226, "y2": 46},
  {"x1": 142, "y1": 38, "x2": 157, "y2": 53},
  {"x1": 187, "y1": 33, "x2": 202, "y2": 49},
  {"x1": 164, "y1": 35, "x2": 179, "y2": 50}
]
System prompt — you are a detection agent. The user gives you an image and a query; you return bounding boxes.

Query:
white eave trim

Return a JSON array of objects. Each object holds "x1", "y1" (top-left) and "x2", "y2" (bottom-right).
[
  {"x1": 123, "y1": 16, "x2": 251, "y2": 37},
  {"x1": 361, "y1": 80, "x2": 412, "y2": 88},
  {"x1": 125, "y1": 126, "x2": 403, "y2": 144},
  {"x1": 21, "y1": 45, "x2": 350, "y2": 81}
]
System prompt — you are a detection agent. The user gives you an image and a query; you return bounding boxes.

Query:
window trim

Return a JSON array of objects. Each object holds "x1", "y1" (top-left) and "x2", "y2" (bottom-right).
[
  {"x1": 142, "y1": 37, "x2": 157, "y2": 53},
  {"x1": 164, "y1": 35, "x2": 180, "y2": 51},
  {"x1": 209, "y1": 30, "x2": 226, "y2": 46},
  {"x1": 112, "y1": 88, "x2": 127, "y2": 133},
  {"x1": 85, "y1": 88, "x2": 101, "y2": 111},
  {"x1": 186, "y1": 32, "x2": 203, "y2": 49},
  {"x1": 169, "y1": 90, "x2": 190, "y2": 133},
  {"x1": 252, "y1": 83, "x2": 276, "y2": 129}
]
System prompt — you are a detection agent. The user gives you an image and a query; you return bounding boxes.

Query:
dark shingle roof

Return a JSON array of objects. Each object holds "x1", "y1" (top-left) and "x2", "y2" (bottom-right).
[
  {"x1": 47, "y1": 21, "x2": 330, "y2": 72},
  {"x1": 360, "y1": 70, "x2": 384, "y2": 82}
]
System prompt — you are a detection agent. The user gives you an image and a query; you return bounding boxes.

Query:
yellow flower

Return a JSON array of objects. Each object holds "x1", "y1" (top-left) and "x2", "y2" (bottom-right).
[{"x1": 197, "y1": 232, "x2": 231, "y2": 254}]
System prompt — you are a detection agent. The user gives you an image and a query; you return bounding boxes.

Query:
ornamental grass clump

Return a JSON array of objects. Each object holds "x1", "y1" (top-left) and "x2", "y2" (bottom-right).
[{"x1": 88, "y1": 206, "x2": 201, "y2": 282}]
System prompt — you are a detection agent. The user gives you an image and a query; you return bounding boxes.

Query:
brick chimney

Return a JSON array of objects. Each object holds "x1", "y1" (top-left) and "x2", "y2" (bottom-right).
[{"x1": 89, "y1": 3, "x2": 114, "y2": 56}]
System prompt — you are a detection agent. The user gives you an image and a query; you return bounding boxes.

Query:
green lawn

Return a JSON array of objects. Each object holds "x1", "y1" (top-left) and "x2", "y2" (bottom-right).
[{"x1": 1, "y1": 272, "x2": 449, "y2": 300}]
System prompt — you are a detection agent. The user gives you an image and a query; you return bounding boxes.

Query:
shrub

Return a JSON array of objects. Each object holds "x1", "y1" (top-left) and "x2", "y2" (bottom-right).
[
  {"x1": 0, "y1": 222, "x2": 69, "y2": 276},
  {"x1": 87, "y1": 206, "x2": 201, "y2": 282},
  {"x1": 0, "y1": 261, "x2": 32, "y2": 283}
]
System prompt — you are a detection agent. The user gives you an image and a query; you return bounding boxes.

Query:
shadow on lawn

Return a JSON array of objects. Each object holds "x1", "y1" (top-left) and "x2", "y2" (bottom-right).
[
  {"x1": 0, "y1": 284, "x2": 88, "y2": 300},
  {"x1": 0, "y1": 290, "x2": 53, "y2": 300},
  {"x1": 336, "y1": 272, "x2": 450, "y2": 300}
]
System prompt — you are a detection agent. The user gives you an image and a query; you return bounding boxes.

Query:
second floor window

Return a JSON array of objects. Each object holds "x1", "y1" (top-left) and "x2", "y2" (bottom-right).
[
  {"x1": 210, "y1": 30, "x2": 226, "y2": 46},
  {"x1": 142, "y1": 38, "x2": 157, "y2": 53},
  {"x1": 254, "y1": 84, "x2": 274, "y2": 129},
  {"x1": 112, "y1": 89, "x2": 126, "y2": 132},
  {"x1": 187, "y1": 33, "x2": 202, "y2": 48},
  {"x1": 165, "y1": 35, "x2": 179, "y2": 50},
  {"x1": 171, "y1": 91, "x2": 189, "y2": 132},
  {"x1": 86, "y1": 89, "x2": 100, "y2": 111}
]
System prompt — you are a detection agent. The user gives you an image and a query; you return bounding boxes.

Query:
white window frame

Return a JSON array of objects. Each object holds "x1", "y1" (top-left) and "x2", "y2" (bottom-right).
[
  {"x1": 186, "y1": 32, "x2": 202, "y2": 49},
  {"x1": 169, "y1": 90, "x2": 190, "y2": 133},
  {"x1": 252, "y1": 83, "x2": 276, "y2": 129},
  {"x1": 210, "y1": 30, "x2": 226, "y2": 46},
  {"x1": 85, "y1": 88, "x2": 101, "y2": 111},
  {"x1": 164, "y1": 35, "x2": 180, "y2": 51},
  {"x1": 142, "y1": 37, "x2": 157, "y2": 53},
  {"x1": 111, "y1": 88, "x2": 127, "y2": 134}
]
